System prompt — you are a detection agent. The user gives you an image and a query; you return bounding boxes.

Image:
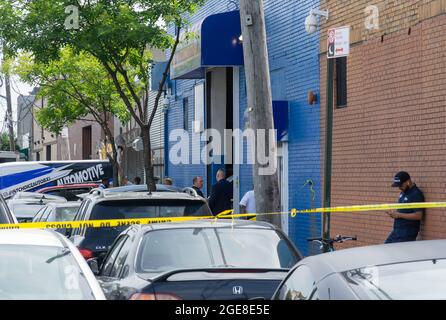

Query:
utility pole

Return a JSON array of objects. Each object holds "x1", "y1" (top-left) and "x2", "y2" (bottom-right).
[
  {"x1": 1, "y1": 44, "x2": 15, "y2": 152},
  {"x1": 239, "y1": 0, "x2": 281, "y2": 228}
]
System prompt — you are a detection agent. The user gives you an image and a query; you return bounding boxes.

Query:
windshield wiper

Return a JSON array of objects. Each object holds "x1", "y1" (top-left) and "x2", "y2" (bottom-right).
[{"x1": 46, "y1": 248, "x2": 71, "y2": 264}]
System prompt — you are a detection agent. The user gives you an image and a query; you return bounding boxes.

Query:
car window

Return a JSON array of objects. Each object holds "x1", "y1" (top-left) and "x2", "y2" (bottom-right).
[
  {"x1": 135, "y1": 228, "x2": 300, "y2": 274},
  {"x1": 32, "y1": 207, "x2": 46, "y2": 222},
  {"x1": 65, "y1": 188, "x2": 91, "y2": 201},
  {"x1": 274, "y1": 265, "x2": 316, "y2": 300},
  {"x1": 343, "y1": 259, "x2": 446, "y2": 300},
  {"x1": 46, "y1": 190, "x2": 64, "y2": 198},
  {"x1": 84, "y1": 199, "x2": 212, "y2": 251},
  {"x1": 0, "y1": 244, "x2": 95, "y2": 299},
  {"x1": 54, "y1": 206, "x2": 79, "y2": 222},
  {"x1": 110, "y1": 235, "x2": 134, "y2": 279},
  {"x1": 90, "y1": 199, "x2": 211, "y2": 220},
  {"x1": 0, "y1": 198, "x2": 12, "y2": 224},
  {"x1": 100, "y1": 236, "x2": 128, "y2": 277},
  {"x1": 41, "y1": 207, "x2": 54, "y2": 222}
]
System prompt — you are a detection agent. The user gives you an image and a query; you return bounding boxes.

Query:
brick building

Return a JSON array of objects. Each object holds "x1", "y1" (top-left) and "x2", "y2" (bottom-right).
[{"x1": 319, "y1": 0, "x2": 446, "y2": 247}]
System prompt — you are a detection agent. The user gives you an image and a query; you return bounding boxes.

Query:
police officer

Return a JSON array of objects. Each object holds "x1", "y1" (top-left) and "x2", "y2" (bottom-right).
[{"x1": 385, "y1": 171, "x2": 425, "y2": 244}]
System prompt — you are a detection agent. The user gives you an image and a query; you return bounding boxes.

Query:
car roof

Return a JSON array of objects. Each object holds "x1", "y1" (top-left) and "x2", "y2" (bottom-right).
[
  {"x1": 86, "y1": 190, "x2": 205, "y2": 202},
  {"x1": 300, "y1": 240, "x2": 446, "y2": 280},
  {"x1": 131, "y1": 219, "x2": 276, "y2": 232},
  {"x1": 0, "y1": 229, "x2": 64, "y2": 247},
  {"x1": 106, "y1": 184, "x2": 182, "y2": 193}
]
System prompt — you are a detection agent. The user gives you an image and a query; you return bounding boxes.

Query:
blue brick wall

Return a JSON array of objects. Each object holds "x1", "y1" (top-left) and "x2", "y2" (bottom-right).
[
  {"x1": 262, "y1": 0, "x2": 322, "y2": 256},
  {"x1": 167, "y1": 0, "x2": 322, "y2": 256},
  {"x1": 167, "y1": 0, "x2": 242, "y2": 196}
]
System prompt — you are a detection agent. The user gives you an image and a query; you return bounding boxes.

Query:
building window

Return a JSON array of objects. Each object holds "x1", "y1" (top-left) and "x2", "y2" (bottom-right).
[
  {"x1": 36, "y1": 152, "x2": 40, "y2": 161},
  {"x1": 46, "y1": 145, "x2": 51, "y2": 161},
  {"x1": 183, "y1": 98, "x2": 189, "y2": 131},
  {"x1": 335, "y1": 57, "x2": 347, "y2": 108}
]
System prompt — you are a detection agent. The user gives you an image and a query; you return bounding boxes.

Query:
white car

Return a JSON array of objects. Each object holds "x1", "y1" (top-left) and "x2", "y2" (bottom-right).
[
  {"x1": 7, "y1": 192, "x2": 67, "y2": 223},
  {"x1": 0, "y1": 229, "x2": 106, "y2": 300}
]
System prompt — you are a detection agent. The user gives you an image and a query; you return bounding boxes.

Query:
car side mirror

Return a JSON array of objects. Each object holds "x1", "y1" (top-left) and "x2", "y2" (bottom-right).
[{"x1": 87, "y1": 258, "x2": 100, "y2": 275}]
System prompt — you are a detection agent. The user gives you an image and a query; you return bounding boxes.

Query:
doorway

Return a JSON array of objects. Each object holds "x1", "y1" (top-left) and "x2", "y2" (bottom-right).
[{"x1": 205, "y1": 67, "x2": 234, "y2": 189}]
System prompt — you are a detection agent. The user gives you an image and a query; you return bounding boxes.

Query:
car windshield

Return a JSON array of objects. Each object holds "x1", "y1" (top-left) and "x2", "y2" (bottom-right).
[
  {"x1": 54, "y1": 206, "x2": 80, "y2": 222},
  {"x1": 0, "y1": 245, "x2": 96, "y2": 300},
  {"x1": 343, "y1": 259, "x2": 446, "y2": 300},
  {"x1": 135, "y1": 228, "x2": 299, "y2": 274}
]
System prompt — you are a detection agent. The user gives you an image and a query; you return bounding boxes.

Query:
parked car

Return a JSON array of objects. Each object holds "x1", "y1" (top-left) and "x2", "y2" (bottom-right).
[
  {"x1": 272, "y1": 240, "x2": 446, "y2": 300},
  {"x1": 7, "y1": 192, "x2": 67, "y2": 223},
  {"x1": 0, "y1": 194, "x2": 16, "y2": 224},
  {"x1": 38, "y1": 183, "x2": 99, "y2": 201},
  {"x1": 32, "y1": 202, "x2": 81, "y2": 235},
  {"x1": 68, "y1": 189, "x2": 212, "y2": 261},
  {"x1": 91, "y1": 220, "x2": 302, "y2": 300},
  {"x1": 0, "y1": 229, "x2": 105, "y2": 300}
]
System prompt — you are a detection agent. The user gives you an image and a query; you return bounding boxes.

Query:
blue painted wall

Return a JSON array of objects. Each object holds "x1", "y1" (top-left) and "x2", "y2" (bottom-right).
[
  {"x1": 262, "y1": 0, "x2": 323, "y2": 256},
  {"x1": 167, "y1": 0, "x2": 322, "y2": 256}
]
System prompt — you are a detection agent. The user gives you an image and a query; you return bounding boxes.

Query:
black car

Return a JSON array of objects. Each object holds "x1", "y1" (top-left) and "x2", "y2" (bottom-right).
[
  {"x1": 90, "y1": 220, "x2": 302, "y2": 300},
  {"x1": 0, "y1": 194, "x2": 15, "y2": 224},
  {"x1": 69, "y1": 189, "x2": 212, "y2": 262}
]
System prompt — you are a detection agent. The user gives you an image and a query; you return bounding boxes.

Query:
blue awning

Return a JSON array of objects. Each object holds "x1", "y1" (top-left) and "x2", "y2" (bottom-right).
[{"x1": 171, "y1": 10, "x2": 244, "y2": 80}]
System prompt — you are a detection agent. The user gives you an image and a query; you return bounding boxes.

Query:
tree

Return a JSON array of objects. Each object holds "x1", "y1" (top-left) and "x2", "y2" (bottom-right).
[
  {"x1": 14, "y1": 48, "x2": 131, "y2": 185},
  {"x1": 0, "y1": 0, "x2": 204, "y2": 191}
]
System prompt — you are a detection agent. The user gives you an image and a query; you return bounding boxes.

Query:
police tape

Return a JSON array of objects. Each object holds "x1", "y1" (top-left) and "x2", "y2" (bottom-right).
[{"x1": 0, "y1": 202, "x2": 444, "y2": 230}]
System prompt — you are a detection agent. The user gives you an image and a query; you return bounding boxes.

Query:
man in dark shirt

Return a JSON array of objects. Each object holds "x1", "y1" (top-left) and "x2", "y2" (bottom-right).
[
  {"x1": 208, "y1": 169, "x2": 233, "y2": 215},
  {"x1": 191, "y1": 176, "x2": 205, "y2": 198},
  {"x1": 385, "y1": 171, "x2": 425, "y2": 244}
]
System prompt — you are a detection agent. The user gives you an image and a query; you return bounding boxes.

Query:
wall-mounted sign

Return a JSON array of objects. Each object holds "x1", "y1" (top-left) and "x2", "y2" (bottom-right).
[{"x1": 327, "y1": 26, "x2": 350, "y2": 59}]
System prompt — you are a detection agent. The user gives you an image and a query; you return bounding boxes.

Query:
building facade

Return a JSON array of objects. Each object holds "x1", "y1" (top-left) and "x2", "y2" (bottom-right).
[
  {"x1": 165, "y1": 0, "x2": 323, "y2": 255},
  {"x1": 319, "y1": 0, "x2": 446, "y2": 247}
]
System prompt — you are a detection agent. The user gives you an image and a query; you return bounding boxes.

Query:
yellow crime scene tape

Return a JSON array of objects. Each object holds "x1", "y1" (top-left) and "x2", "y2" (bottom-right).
[{"x1": 0, "y1": 202, "x2": 445, "y2": 230}]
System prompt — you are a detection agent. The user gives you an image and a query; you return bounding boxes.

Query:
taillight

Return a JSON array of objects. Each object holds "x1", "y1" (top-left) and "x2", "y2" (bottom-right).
[
  {"x1": 130, "y1": 293, "x2": 182, "y2": 300},
  {"x1": 78, "y1": 248, "x2": 94, "y2": 260}
]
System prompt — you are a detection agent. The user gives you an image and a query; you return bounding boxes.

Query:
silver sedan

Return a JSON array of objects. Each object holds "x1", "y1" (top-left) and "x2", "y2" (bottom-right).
[{"x1": 273, "y1": 240, "x2": 446, "y2": 300}]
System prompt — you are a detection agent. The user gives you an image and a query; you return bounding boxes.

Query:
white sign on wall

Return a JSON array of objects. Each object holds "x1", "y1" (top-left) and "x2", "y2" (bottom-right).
[
  {"x1": 327, "y1": 26, "x2": 350, "y2": 59},
  {"x1": 194, "y1": 83, "x2": 205, "y2": 133}
]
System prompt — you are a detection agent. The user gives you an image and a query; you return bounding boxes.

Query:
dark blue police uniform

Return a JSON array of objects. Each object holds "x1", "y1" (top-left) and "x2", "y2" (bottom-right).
[{"x1": 385, "y1": 184, "x2": 424, "y2": 244}]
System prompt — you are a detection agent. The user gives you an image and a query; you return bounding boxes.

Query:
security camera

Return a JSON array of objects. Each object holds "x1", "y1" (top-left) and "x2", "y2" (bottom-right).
[
  {"x1": 305, "y1": 9, "x2": 329, "y2": 34},
  {"x1": 305, "y1": 13, "x2": 318, "y2": 34}
]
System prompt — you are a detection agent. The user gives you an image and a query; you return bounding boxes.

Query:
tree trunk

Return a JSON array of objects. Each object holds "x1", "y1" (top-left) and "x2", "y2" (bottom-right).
[
  {"x1": 109, "y1": 136, "x2": 120, "y2": 187},
  {"x1": 141, "y1": 125, "x2": 156, "y2": 192},
  {"x1": 240, "y1": 0, "x2": 281, "y2": 228},
  {"x1": 103, "y1": 126, "x2": 121, "y2": 187}
]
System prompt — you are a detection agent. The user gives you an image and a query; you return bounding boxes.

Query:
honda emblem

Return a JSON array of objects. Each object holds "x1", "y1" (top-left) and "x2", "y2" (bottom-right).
[{"x1": 232, "y1": 286, "x2": 243, "y2": 295}]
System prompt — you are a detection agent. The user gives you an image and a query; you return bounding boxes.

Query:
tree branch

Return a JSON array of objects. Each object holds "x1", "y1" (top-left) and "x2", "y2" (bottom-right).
[{"x1": 148, "y1": 25, "x2": 181, "y2": 128}]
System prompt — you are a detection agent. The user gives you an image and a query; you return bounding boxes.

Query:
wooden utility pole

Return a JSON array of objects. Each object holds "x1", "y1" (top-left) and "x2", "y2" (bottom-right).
[{"x1": 239, "y1": 0, "x2": 281, "y2": 227}]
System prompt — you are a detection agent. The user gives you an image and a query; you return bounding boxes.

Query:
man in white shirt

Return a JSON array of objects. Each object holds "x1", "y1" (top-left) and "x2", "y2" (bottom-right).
[{"x1": 240, "y1": 190, "x2": 256, "y2": 214}]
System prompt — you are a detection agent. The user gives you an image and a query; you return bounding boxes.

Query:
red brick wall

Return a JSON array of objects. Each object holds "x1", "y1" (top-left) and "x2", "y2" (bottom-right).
[{"x1": 320, "y1": 13, "x2": 446, "y2": 248}]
